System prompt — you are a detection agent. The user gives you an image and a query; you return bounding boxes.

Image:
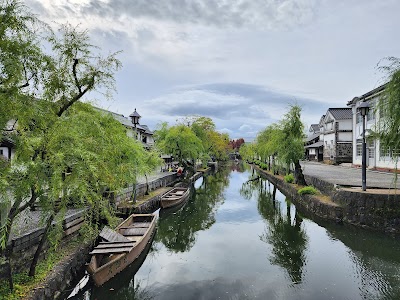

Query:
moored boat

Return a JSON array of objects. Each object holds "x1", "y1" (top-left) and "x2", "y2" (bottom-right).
[
  {"x1": 160, "y1": 187, "x2": 190, "y2": 209},
  {"x1": 87, "y1": 213, "x2": 156, "y2": 286}
]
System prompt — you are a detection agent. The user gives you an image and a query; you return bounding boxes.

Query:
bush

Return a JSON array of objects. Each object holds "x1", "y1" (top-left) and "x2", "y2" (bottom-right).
[
  {"x1": 298, "y1": 186, "x2": 317, "y2": 195},
  {"x1": 284, "y1": 174, "x2": 294, "y2": 183}
]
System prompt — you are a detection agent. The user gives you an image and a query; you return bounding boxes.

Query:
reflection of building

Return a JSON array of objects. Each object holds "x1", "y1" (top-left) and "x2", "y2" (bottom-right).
[
  {"x1": 347, "y1": 84, "x2": 397, "y2": 172},
  {"x1": 96, "y1": 108, "x2": 154, "y2": 149},
  {"x1": 320, "y1": 108, "x2": 353, "y2": 164}
]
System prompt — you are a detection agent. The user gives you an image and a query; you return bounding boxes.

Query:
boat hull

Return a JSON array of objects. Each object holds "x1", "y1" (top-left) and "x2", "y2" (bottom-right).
[
  {"x1": 160, "y1": 187, "x2": 190, "y2": 209},
  {"x1": 87, "y1": 214, "x2": 156, "y2": 286}
]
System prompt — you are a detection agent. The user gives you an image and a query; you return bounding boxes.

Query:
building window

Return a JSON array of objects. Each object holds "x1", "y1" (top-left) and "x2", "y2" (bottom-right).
[
  {"x1": 0, "y1": 149, "x2": 3, "y2": 156},
  {"x1": 368, "y1": 140, "x2": 375, "y2": 159},
  {"x1": 356, "y1": 139, "x2": 362, "y2": 157},
  {"x1": 380, "y1": 144, "x2": 391, "y2": 158},
  {"x1": 356, "y1": 112, "x2": 362, "y2": 124},
  {"x1": 367, "y1": 108, "x2": 375, "y2": 121}
]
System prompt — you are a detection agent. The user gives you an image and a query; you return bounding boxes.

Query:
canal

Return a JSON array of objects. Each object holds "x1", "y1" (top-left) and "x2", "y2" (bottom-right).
[{"x1": 68, "y1": 163, "x2": 400, "y2": 300}]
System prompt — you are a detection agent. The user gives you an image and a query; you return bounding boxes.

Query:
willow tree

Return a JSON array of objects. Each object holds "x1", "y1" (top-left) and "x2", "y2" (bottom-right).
[
  {"x1": 376, "y1": 57, "x2": 400, "y2": 165},
  {"x1": 155, "y1": 123, "x2": 204, "y2": 170},
  {"x1": 188, "y1": 116, "x2": 230, "y2": 161},
  {"x1": 0, "y1": 0, "x2": 160, "y2": 282},
  {"x1": 278, "y1": 104, "x2": 307, "y2": 185},
  {"x1": 255, "y1": 124, "x2": 281, "y2": 171}
]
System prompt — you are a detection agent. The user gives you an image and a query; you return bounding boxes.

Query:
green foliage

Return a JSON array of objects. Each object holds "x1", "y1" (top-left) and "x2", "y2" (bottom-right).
[
  {"x1": 155, "y1": 116, "x2": 230, "y2": 166},
  {"x1": 0, "y1": 1, "x2": 161, "y2": 278},
  {"x1": 298, "y1": 186, "x2": 317, "y2": 195},
  {"x1": 0, "y1": 236, "x2": 86, "y2": 299},
  {"x1": 376, "y1": 57, "x2": 400, "y2": 161},
  {"x1": 279, "y1": 104, "x2": 305, "y2": 166},
  {"x1": 239, "y1": 143, "x2": 256, "y2": 162},
  {"x1": 284, "y1": 174, "x2": 294, "y2": 183}
]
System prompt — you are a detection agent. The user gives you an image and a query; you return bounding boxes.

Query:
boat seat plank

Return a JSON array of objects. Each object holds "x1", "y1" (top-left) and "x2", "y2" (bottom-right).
[
  {"x1": 174, "y1": 191, "x2": 185, "y2": 195},
  {"x1": 99, "y1": 226, "x2": 130, "y2": 243},
  {"x1": 96, "y1": 242, "x2": 135, "y2": 249},
  {"x1": 119, "y1": 222, "x2": 150, "y2": 229},
  {"x1": 90, "y1": 247, "x2": 132, "y2": 255},
  {"x1": 120, "y1": 227, "x2": 147, "y2": 236}
]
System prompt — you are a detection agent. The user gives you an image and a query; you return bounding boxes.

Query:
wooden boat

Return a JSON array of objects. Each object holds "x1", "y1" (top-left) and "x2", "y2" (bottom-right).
[
  {"x1": 87, "y1": 213, "x2": 156, "y2": 286},
  {"x1": 160, "y1": 187, "x2": 190, "y2": 209}
]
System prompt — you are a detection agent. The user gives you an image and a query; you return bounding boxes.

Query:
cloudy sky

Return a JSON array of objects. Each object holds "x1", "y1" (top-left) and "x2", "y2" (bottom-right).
[{"x1": 25, "y1": 0, "x2": 400, "y2": 140}]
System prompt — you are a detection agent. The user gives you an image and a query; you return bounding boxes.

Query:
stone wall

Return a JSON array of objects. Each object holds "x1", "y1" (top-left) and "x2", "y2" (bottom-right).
[
  {"x1": 26, "y1": 240, "x2": 92, "y2": 300},
  {"x1": 114, "y1": 173, "x2": 176, "y2": 206},
  {"x1": 281, "y1": 168, "x2": 400, "y2": 233},
  {"x1": 257, "y1": 168, "x2": 344, "y2": 223},
  {"x1": 331, "y1": 189, "x2": 400, "y2": 233}
]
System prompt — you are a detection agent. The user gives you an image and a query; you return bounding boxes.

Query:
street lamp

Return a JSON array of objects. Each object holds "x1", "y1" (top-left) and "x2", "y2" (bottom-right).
[
  {"x1": 358, "y1": 101, "x2": 369, "y2": 191},
  {"x1": 129, "y1": 108, "x2": 141, "y2": 140},
  {"x1": 129, "y1": 108, "x2": 141, "y2": 203}
]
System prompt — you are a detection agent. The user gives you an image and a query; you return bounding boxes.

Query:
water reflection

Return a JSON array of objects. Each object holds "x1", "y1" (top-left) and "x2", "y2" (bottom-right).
[
  {"x1": 249, "y1": 173, "x2": 308, "y2": 285},
  {"x1": 66, "y1": 164, "x2": 400, "y2": 300},
  {"x1": 156, "y1": 167, "x2": 231, "y2": 253}
]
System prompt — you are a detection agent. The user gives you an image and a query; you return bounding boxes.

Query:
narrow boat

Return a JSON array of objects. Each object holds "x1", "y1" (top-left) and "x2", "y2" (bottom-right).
[
  {"x1": 87, "y1": 213, "x2": 156, "y2": 286},
  {"x1": 160, "y1": 187, "x2": 190, "y2": 209}
]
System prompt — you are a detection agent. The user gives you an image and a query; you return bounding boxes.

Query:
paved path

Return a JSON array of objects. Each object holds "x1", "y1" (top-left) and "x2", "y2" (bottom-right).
[
  {"x1": 301, "y1": 161, "x2": 398, "y2": 189},
  {"x1": 9, "y1": 171, "x2": 175, "y2": 240}
]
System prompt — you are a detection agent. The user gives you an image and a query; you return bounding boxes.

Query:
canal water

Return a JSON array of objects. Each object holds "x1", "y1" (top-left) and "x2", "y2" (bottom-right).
[{"x1": 68, "y1": 163, "x2": 400, "y2": 300}]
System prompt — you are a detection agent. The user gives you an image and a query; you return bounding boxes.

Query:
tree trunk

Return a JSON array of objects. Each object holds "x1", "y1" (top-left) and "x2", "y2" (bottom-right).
[
  {"x1": 294, "y1": 160, "x2": 307, "y2": 186},
  {"x1": 144, "y1": 174, "x2": 149, "y2": 195},
  {"x1": 6, "y1": 258, "x2": 13, "y2": 290},
  {"x1": 29, "y1": 214, "x2": 54, "y2": 277}
]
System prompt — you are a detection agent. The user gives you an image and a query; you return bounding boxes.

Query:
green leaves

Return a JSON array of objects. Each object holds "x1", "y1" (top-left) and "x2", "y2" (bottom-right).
[{"x1": 376, "y1": 57, "x2": 400, "y2": 160}]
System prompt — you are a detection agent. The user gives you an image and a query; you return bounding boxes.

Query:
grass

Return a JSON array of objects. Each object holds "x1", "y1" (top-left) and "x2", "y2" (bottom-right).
[
  {"x1": 298, "y1": 186, "x2": 318, "y2": 195},
  {"x1": 284, "y1": 174, "x2": 294, "y2": 183},
  {"x1": 0, "y1": 236, "x2": 85, "y2": 300}
]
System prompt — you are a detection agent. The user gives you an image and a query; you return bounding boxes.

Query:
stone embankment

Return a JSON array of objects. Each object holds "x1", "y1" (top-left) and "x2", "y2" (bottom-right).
[{"x1": 256, "y1": 166, "x2": 400, "y2": 234}]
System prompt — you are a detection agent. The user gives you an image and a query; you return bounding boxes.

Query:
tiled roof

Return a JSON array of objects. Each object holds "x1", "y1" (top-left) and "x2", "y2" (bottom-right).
[
  {"x1": 347, "y1": 83, "x2": 387, "y2": 106},
  {"x1": 95, "y1": 107, "x2": 153, "y2": 135},
  {"x1": 310, "y1": 124, "x2": 319, "y2": 132},
  {"x1": 304, "y1": 141, "x2": 324, "y2": 149},
  {"x1": 328, "y1": 108, "x2": 352, "y2": 120},
  {"x1": 306, "y1": 132, "x2": 320, "y2": 142}
]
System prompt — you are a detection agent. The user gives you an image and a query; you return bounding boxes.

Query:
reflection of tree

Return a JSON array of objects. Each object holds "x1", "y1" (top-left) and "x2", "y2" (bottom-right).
[
  {"x1": 255, "y1": 175, "x2": 308, "y2": 284},
  {"x1": 240, "y1": 173, "x2": 261, "y2": 200},
  {"x1": 156, "y1": 167, "x2": 230, "y2": 252}
]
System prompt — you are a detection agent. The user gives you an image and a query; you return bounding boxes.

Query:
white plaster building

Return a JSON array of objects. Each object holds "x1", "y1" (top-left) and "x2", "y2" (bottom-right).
[
  {"x1": 0, "y1": 120, "x2": 16, "y2": 161},
  {"x1": 347, "y1": 84, "x2": 397, "y2": 171},
  {"x1": 320, "y1": 108, "x2": 353, "y2": 164},
  {"x1": 97, "y1": 108, "x2": 154, "y2": 149},
  {"x1": 304, "y1": 124, "x2": 323, "y2": 161}
]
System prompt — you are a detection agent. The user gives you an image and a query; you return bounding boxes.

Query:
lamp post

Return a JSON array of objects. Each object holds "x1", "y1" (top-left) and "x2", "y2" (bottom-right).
[
  {"x1": 129, "y1": 108, "x2": 141, "y2": 140},
  {"x1": 358, "y1": 101, "x2": 370, "y2": 191},
  {"x1": 129, "y1": 108, "x2": 141, "y2": 203}
]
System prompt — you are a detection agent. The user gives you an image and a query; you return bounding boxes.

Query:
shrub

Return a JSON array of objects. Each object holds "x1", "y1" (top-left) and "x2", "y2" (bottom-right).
[
  {"x1": 298, "y1": 186, "x2": 317, "y2": 195},
  {"x1": 284, "y1": 174, "x2": 294, "y2": 183}
]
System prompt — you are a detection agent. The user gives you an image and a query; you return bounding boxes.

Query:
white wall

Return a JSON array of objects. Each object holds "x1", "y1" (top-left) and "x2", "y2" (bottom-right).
[
  {"x1": 338, "y1": 119, "x2": 352, "y2": 130},
  {"x1": 338, "y1": 132, "x2": 352, "y2": 142}
]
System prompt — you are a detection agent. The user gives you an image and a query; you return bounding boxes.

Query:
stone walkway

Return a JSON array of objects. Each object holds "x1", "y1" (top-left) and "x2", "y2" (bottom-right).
[
  {"x1": 301, "y1": 161, "x2": 398, "y2": 189},
  {"x1": 9, "y1": 171, "x2": 175, "y2": 241}
]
